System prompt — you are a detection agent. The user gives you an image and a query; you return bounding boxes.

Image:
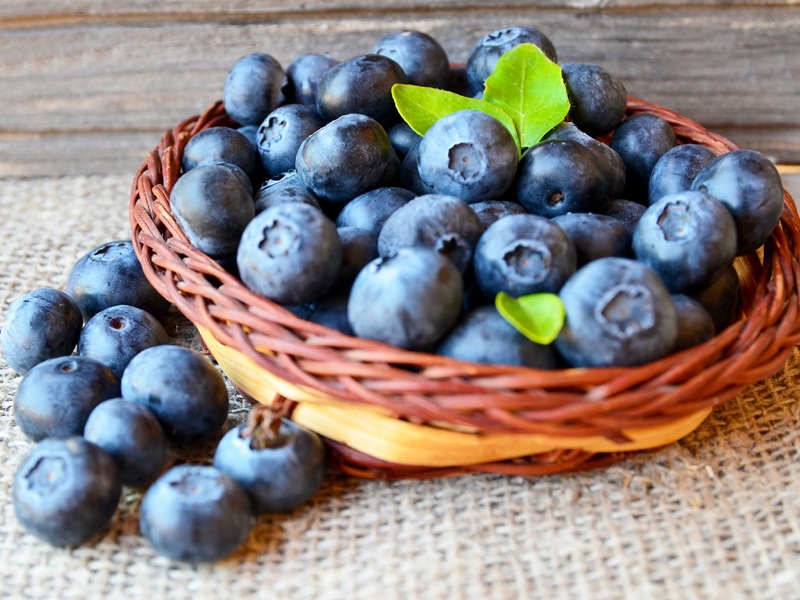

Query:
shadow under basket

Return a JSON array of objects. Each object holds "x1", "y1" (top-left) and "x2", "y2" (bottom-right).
[{"x1": 129, "y1": 97, "x2": 800, "y2": 480}]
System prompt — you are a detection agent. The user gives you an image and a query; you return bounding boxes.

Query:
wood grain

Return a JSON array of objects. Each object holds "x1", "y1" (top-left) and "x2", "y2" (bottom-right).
[{"x1": 0, "y1": 1, "x2": 798, "y2": 177}]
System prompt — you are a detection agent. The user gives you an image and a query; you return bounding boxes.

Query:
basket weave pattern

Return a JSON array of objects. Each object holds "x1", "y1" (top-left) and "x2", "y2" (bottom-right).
[{"x1": 129, "y1": 98, "x2": 800, "y2": 479}]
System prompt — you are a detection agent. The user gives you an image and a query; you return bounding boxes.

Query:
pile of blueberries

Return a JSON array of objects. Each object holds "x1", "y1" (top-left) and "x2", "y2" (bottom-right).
[
  {"x1": 1, "y1": 24, "x2": 788, "y2": 562},
  {"x1": 173, "y1": 25, "x2": 785, "y2": 370},
  {"x1": 2, "y1": 241, "x2": 325, "y2": 562}
]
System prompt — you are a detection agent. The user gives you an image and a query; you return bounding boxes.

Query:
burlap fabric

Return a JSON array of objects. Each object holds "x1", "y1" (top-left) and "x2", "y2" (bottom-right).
[{"x1": 1, "y1": 175, "x2": 799, "y2": 600}]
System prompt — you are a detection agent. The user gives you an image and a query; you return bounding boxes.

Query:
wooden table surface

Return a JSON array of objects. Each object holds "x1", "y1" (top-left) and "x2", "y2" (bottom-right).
[{"x1": 1, "y1": 0, "x2": 798, "y2": 197}]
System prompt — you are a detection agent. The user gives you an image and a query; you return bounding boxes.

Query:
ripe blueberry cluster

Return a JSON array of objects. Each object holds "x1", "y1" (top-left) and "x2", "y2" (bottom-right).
[
  {"x1": 2, "y1": 240, "x2": 325, "y2": 562},
  {"x1": 1, "y1": 23, "x2": 788, "y2": 562},
  {"x1": 175, "y1": 25, "x2": 784, "y2": 370}
]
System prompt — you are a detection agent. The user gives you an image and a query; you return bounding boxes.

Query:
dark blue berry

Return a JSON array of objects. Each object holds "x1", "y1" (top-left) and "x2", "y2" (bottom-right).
[
  {"x1": 417, "y1": 109, "x2": 519, "y2": 203},
  {"x1": 632, "y1": 190, "x2": 737, "y2": 292},
  {"x1": 555, "y1": 257, "x2": 678, "y2": 367},
  {"x1": 13, "y1": 437, "x2": 121, "y2": 547},
  {"x1": 121, "y1": 345, "x2": 229, "y2": 444},
  {"x1": 473, "y1": 214, "x2": 577, "y2": 298},
  {"x1": 437, "y1": 305, "x2": 560, "y2": 368},
  {"x1": 316, "y1": 54, "x2": 407, "y2": 126},
  {"x1": 561, "y1": 62, "x2": 627, "y2": 136},
  {"x1": 256, "y1": 104, "x2": 325, "y2": 178},
  {"x1": 84, "y1": 398, "x2": 169, "y2": 487},
  {"x1": 66, "y1": 240, "x2": 170, "y2": 321},
  {"x1": 370, "y1": 29, "x2": 450, "y2": 88},
  {"x1": 285, "y1": 53, "x2": 339, "y2": 106},
  {"x1": 237, "y1": 203, "x2": 342, "y2": 305},
  {"x1": 254, "y1": 174, "x2": 321, "y2": 215},
  {"x1": 1, "y1": 287, "x2": 83, "y2": 375},
  {"x1": 213, "y1": 413, "x2": 326, "y2": 514},
  {"x1": 335, "y1": 226, "x2": 379, "y2": 289},
  {"x1": 466, "y1": 26, "x2": 557, "y2": 95},
  {"x1": 377, "y1": 194, "x2": 484, "y2": 273},
  {"x1": 648, "y1": 144, "x2": 716, "y2": 204},
  {"x1": 295, "y1": 113, "x2": 393, "y2": 204},
  {"x1": 77, "y1": 305, "x2": 168, "y2": 379},
  {"x1": 14, "y1": 355, "x2": 120, "y2": 441},
  {"x1": 688, "y1": 264, "x2": 741, "y2": 333},
  {"x1": 170, "y1": 162, "x2": 255, "y2": 259},
  {"x1": 513, "y1": 139, "x2": 606, "y2": 217},
  {"x1": 388, "y1": 121, "x2": 422, "y2": 161},
  {"x1": 307, "y1": 293, "x2": 354, "y2": 335},
  {"x1": 348, "y1": 247, "x2": 463, "y2": 349},
  {"x1": 671, "y1": 294, "x2": 716, "y2": 352},
  {"x1": 691, "y1": 148, "x2": 785, "y2": 256},
  {"x1": 469, "y1": 200, "x2": 527, "y2": 231},
  {"x1": 181, "y1": 126, "x2": 260, "y2": 183},
  {"x1": 223, "y1": 53, "x2": 285, "y2": 126},
  {"x1": 139, "y1": 464, "x2": 252, "y2": 563},
  {"x1": 334, "y1": 186, "x2": 416, "y2": 235},
  {"x1": 551, "y1": 212, "x2": 632, "y2": 266},
  {"x1": 599, "y1": 198, "x2": 647, "y2": 234}
]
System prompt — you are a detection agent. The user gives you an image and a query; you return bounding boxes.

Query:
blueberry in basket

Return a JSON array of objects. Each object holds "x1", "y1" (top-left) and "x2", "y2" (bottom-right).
[
  {"x1": 648, "y1": 143, "x2": 717, "y2": 205},
  {"x1": 223, "y1": 52, "x2": 285, "y2": 127},
  {"x1": 1, "y1": 287, "x2": 83, "y2": 375},
  {"x1": 181, "y1": 125, "x2": 260, "y2": 184},
  {"x1": 370, "y1": 29, "x2": 450, "y2": 89},
  {"x1": 255, "y1": 103, "x2": 326, "y2": 178},
  {"x1": 334, "y1": 186, "x2": 416, "y2": 234},
  {"x1": 13, "y1": 437, "x2": 121, "y2": 548},
  {"x1": 284, "y1": 52, "x2": 340, "y2": 107}
]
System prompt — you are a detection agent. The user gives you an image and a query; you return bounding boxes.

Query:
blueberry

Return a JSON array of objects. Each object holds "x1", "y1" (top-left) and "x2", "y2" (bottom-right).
[
  {"x1": 690, "y1": 148, "x2": 785, "y2": 256},
  {"x1": 648, "y1": 144, "x2": 716, "y2": 204},
  {"x1": 83, "y1": 398, "x2": 169, "y2": 487},
  {"x1": 295, "y1": 113, "x2": 393, "y2": 204},
  {"x1": 13, "y1": 437, "x2": 121, "y2": 547},
  {"x1": 254, "y1": 175, "x2": 321, "y2": 215},
  {"x1": 555, "y1": 257, "x2": 678, "y2": 367},
  {"x1": 66, "y1": 240, "x2": 170, "y2": 321},
  {"x1": 688, "y1": 264, "x2": 741, "y2": 333},
  {"x1": 388, "y1": 121, "x2": 422, "y2": 161},
  {"x1": 377, "y1": 194, "x2": 484, "y2": 273},
  {"x1": 170, "y1": 162, "x2": 255, "y2": 259},
  {"x1": 334, "y1": 186, "x2": 416, "y2": 235},
  {"x1": 399, "y1": 142, "x2": 435, "y2": 195},
  {"x1": 181, "y1": 126, "x2": 260, "y2": 183},
  {"x1": 469, "y1": 200, "x2": 527, "y2": 231},
  {"x1": 610, "y1": 113, "x2": 677, "y2": 202},
  {"x1": 446, "y1": 66, "x2": 472, "y2": 97},
  {"x1": 347, "y1": 247, "x2": 463, "y2": 349},
  {"x1": 256, "y1": 104, "x2": 326, "y2": 178},
  {"x1": 370, "y1": 29, "x2": 450, "y2": 88},
  {"x1": 671, "y1": 294, "x2": 716, "y2": 352},
  {"x1": 417, "y1": 109, "x2": 519, "y2": 203},
  {"x1": 632, "y1": 190, "x2": 737, "y2": 292},
  {"x1": 335, "y1": 226, "x2": 379, "y2": 289},
  {"x1": 236, "y1": 124, "x2": 259, "y2": 146},
  {"x1": 223, "y1": 53, "x2": 285, "y2": 126},
  {"x1": 473, "y1": 214, "x2": 577, "y2": 298},
  {"x1": 139, "y1": 464, "x2": 252, "y2": 563},
  {"x1": 466, "y1": 26, "x2": 558, "y2": 94},
  {"x1": 551, "y1": 212, "x2": 632, "y2": 266},
  {"x1": 14, "y1": 356, "x2": 120, "y2": 441},
  {"x1": 561, "y1": 63, "x2": 628, "y2": 136},
  {"x1": 307, "y1": 293, "x2": 354, "y2": 335},
  {"x1": 1, "y1": 287, "x2": 83, "y2": 375},
  {"x1": 285, "y1": 53, "x2": 340, "y2": 106},
  {"x1": 213, "y1": 412, "x2": 326, "y2": 514},
  {"x1": 513, "y1": 139, "x2": 606, "y2": 217},
  {"x1": 77, "y1": 305, "x2": 169, "y2": 379},
  {"x1": 121, "y1": 345, "x2": 229, "y2": 444},
  {"x1": 543, "y1": 121, "x2": 627, "y2": 201},
  {"x1": 598, "y1": 198, "x2": 648, "y2": 234},
  {"x1": 316, "y1": 54, "x2": 407, "y2": 126},
  {"x1": 237, "y1": 203, "x2": 342, "y2": 305},
  {"x1": 437, "y1": 305, "x2": 559, "y2": 368}
]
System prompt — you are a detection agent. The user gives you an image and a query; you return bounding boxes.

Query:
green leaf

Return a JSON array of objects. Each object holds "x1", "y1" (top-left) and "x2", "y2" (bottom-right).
[
  {"x1": 391, "y1": 84, "x2": 520, "y2": 150},
  {"x1": 483, "y1": 43, "x2": 570, "y2": 149},
  {"x1": 495, "y1": 291, "x2": 565, "y2": 345}
]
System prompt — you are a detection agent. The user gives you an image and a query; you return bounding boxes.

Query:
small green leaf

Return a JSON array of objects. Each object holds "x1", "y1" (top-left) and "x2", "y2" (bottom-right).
[
  {"x1": 483, "y1": 43, "x2": 570, "y2": 149},
  {"x1": 391, "y1": 84, "x2": 520, "y2": 150},
  {"x1": 495, "y1": 291, "x2": 565, "y2": 345}
]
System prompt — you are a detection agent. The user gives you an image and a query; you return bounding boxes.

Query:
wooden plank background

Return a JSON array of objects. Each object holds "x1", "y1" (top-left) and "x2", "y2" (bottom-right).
[{"x1": 0, "y1": 0, "x2": 798, "y2": 198}]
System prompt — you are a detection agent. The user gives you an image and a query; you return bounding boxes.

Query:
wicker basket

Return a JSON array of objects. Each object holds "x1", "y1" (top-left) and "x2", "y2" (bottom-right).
[{"x1": 129, "y1": 97, "x2": 800, "y2": 480}]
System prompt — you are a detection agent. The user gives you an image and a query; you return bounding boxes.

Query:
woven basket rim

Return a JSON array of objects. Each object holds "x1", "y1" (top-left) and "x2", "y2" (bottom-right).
[{"x1": 129, "y1": 96, "x2": 800, "y2": 478}]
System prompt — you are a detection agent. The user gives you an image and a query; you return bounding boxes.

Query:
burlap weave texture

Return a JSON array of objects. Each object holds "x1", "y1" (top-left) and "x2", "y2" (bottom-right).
[{"x1": 0, "y1": 176, "x2": 799, "y2": 600}]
